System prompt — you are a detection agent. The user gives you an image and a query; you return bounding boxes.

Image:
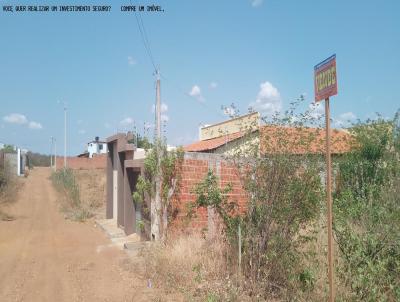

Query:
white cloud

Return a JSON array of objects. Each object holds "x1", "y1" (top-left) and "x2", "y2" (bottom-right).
[
  {"x1": 251, "y1": 0, "x2": 263, "y2": 7},
  {"x1": 119, "y1": 117, "x2": 134, "y2": 127},
  {"x1": 3, "y1": 113, "x2": 28, "y2": 124},
  {"x1": 339, "y1": 112, "x2": 356, "y2": 121},
  {"x1": 334, "y1": 112, "x2": 357, "y2": 127},
  {"x1": 188, "y1": 85, "x2": 204, "y2": 102},
  {"x1": 128, "y1": 56, "x2": 137, "y2": 66},
  {"x1": 28, "y1": 121, "x2": 43, "y2": 130},
  {"x1": 3, "y1": 113, "x2": 43, "y2": 130},
  {"x1": 210, "y1": 82, "x2": 218, "y2": 89},
  {"x1": 78, "y1": 129, "x2": 86, "y2": 135},
  {"x1": 308, "y1": 102, "x2": 324, "y2": 120},
  {"x1": 249, "y1": 81, "x2": 282, "y2": 115}
]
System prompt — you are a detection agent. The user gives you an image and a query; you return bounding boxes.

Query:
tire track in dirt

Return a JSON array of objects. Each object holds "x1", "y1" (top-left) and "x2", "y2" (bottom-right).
[{"x1": 0, "y1": 167, "x2": 165, "y2": 302}]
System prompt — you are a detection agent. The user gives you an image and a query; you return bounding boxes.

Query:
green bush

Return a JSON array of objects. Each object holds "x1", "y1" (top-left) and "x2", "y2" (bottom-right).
[{"x1": 334, "y1": 117, "x2": 400, "y2": 301}]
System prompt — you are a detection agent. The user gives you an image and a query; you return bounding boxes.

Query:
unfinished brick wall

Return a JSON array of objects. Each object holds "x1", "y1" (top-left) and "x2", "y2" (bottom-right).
[
  {"x1": 170, "y1": 153, "x2": 248, "y2": 233},
  {"x1": 171, "y1": 157, "x2": 209, "y2": 231},
  {"x1": 55, "y1": 154, "x2": 107, "y2": 170},
  {"x1": 220, "y1": 161, "x2": 248, "y2": 214}
]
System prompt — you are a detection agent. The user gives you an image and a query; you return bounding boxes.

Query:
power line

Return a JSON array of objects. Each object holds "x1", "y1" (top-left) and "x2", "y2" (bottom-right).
[
  {"x1": 127, "y1": 4, "x2": 228, "y2": 138},
  {"x1": 129, "y1": 0, "x2": 157, "y2": 72},
  {"x1": 138, "y1": 12, "x2": 154, "y2": 63},
  {"x1": 160, "y1": 74, "x2": 227, "y2": 120}
]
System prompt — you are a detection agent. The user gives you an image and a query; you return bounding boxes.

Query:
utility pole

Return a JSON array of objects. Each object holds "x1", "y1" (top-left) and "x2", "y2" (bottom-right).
[
  {"x1": 152, "y1": 68, "x2": 162, "y2": 241},
  {"x1": 63, "y1": 103, "x2": 67, "y2": 169},
  {"x1": 50, "y1": 136, "x2": 54, "y2": 169},
  {"x1": 156, "y1": 69, "x2": 161, "y2": 140},
  {"x1": 54, "y1": 138, "x2": 57, "y2": 171}
]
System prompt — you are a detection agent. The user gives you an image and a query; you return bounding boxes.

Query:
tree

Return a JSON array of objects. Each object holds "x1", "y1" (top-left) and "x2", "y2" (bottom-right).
[
  {"x1": 128, "y1": 133, "x2": 153, "y2": 149},
  {"x1": 1, "y1": 145, "x2": 15, "y2": 153},
  {"x1": 133, "y1": 140, "x2": 183, "y2": 241}
]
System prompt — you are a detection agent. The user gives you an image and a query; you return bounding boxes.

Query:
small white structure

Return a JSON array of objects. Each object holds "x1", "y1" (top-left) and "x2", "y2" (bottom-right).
[
  {"x1": 2, "y1": 146, "x2": 28, "y2": 177},
  {"x1": 87, "y1": 137, "x2": 107, "y2": 158}
]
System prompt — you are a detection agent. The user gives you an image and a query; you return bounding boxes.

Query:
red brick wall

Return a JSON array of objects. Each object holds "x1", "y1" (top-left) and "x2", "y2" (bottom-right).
[
  {"x1": 170, "y1": 154, "x2": 248, "y2": 233},
  {"x1": 220, "y1": 161, "x2": 248, "y2": 214},
  {"x1": 55, "y1": 154, "x2": 107, "y2": 170},
  {"x1": 171, "y1": 158, "x2": 210, "y2": 231}
]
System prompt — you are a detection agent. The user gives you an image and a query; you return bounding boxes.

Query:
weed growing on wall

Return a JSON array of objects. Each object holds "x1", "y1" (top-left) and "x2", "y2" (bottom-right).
[
  {"x1": 133, "y1": 140, "x2": 184, "y2": 241},
  {"x1": 189, "y1": 170, "x2": 240, "y2": 242}
]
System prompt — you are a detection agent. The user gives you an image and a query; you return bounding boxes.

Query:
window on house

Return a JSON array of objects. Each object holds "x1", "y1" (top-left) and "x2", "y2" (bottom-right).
[{"x1": 99, "y1": 144, "x2": 103, "y2": 150}]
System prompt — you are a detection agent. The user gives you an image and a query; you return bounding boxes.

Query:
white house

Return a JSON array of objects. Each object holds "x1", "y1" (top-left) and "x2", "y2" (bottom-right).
[{"x1": 87, "y1": 137, "x2": 107, "y2": 158}]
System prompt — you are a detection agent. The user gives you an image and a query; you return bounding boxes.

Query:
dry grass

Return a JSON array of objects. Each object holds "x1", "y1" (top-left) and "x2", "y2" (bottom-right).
[
  {"x1": 140, "y1": 223, "x2": 336, "y2": 302},
  {"x1": 298, "y1": 216, "x2": 329, "y2": 301},
  {"x1": 141, "y1": 234, "x2": 254, "y2": 302},
  {"x1": 72, "y1": 169, "x2": 106, "y2": 219},
  {"x1": 0, "y1": 173, "x2": 22, "y2": 221},
  {"x1": 52, "y1": 168, "x2": 106, "y2": 222}
]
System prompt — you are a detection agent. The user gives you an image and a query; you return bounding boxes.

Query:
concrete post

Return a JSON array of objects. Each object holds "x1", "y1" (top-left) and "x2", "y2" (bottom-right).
[
  {"x1": 124, "y1": 168, "x2": 135, "y2": 235},
  {"x1": 17, "y1": 148, "x2": 21, "y2": 176},
  {"x1": 117, "y1": 147, "x2": 125, "y2": 227},
  {"x1": 106, "y1": 142, "x2": 114, "y2": 219}
]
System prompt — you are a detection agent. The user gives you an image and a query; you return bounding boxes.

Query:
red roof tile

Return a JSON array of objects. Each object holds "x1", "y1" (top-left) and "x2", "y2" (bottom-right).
[
  {"x1": 183, "y1": 131, "x2": 246, "y2": 152},
  {"x1": 184, "y1": 126, "x2": 353, "y2": 154},
  {"x1": 260, "y1": 126, "x2": 353, "y2": 155}
]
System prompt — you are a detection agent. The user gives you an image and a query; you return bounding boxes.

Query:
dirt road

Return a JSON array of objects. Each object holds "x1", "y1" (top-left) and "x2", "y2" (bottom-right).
[{"x1": 0, "y1": 168, "x2": 156, "y2": 302}]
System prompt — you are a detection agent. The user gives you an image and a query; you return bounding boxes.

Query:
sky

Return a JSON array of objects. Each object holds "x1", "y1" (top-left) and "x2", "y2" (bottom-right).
[{"x1": 0, "y1": 0, "x2": 399, "y2": 155}]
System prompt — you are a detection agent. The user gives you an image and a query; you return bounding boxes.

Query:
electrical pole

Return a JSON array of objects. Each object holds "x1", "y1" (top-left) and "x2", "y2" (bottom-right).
[
  {"x1": 54, "y1": 138, "x2": 57, "y2": 171},
  {"x1": 156, "y1": 69, "x2": 161, "y2": 140},
  {"x1": 64, "y1": 104, "x2": 67, "y2": 169},
  {"x1": 152, "y1": 68, "x2": 162, "y2": 241},
  {"x1": 50, "y1": 136, "x2": 54, "y2": 169}
]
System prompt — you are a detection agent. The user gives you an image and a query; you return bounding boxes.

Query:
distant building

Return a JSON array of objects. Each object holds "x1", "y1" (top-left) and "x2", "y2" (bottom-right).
[{"x1": 87, "y1": 137, "x2": 108, "y2": 158}]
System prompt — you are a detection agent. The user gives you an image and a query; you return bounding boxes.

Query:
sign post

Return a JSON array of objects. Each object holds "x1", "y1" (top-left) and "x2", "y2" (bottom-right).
[{"x1": 314, "y1": 54, "x2": 337, "y2": 302}]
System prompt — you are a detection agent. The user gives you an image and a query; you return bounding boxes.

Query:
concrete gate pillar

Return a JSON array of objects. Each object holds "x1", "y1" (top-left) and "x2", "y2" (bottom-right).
[{"x1": 106, "y1": 142, "x2": 114, "y2": 219}]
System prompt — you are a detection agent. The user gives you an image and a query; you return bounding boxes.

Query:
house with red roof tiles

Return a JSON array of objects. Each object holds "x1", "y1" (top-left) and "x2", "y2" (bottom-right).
[{"x1": 184, "y1": 112, "x2": 353, "y2": 156}]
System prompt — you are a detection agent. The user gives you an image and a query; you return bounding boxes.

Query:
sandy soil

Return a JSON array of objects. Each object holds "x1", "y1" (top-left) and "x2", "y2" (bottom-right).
[{"x1": 0, "y1": 167, "x2": 160, "y2": 302}]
